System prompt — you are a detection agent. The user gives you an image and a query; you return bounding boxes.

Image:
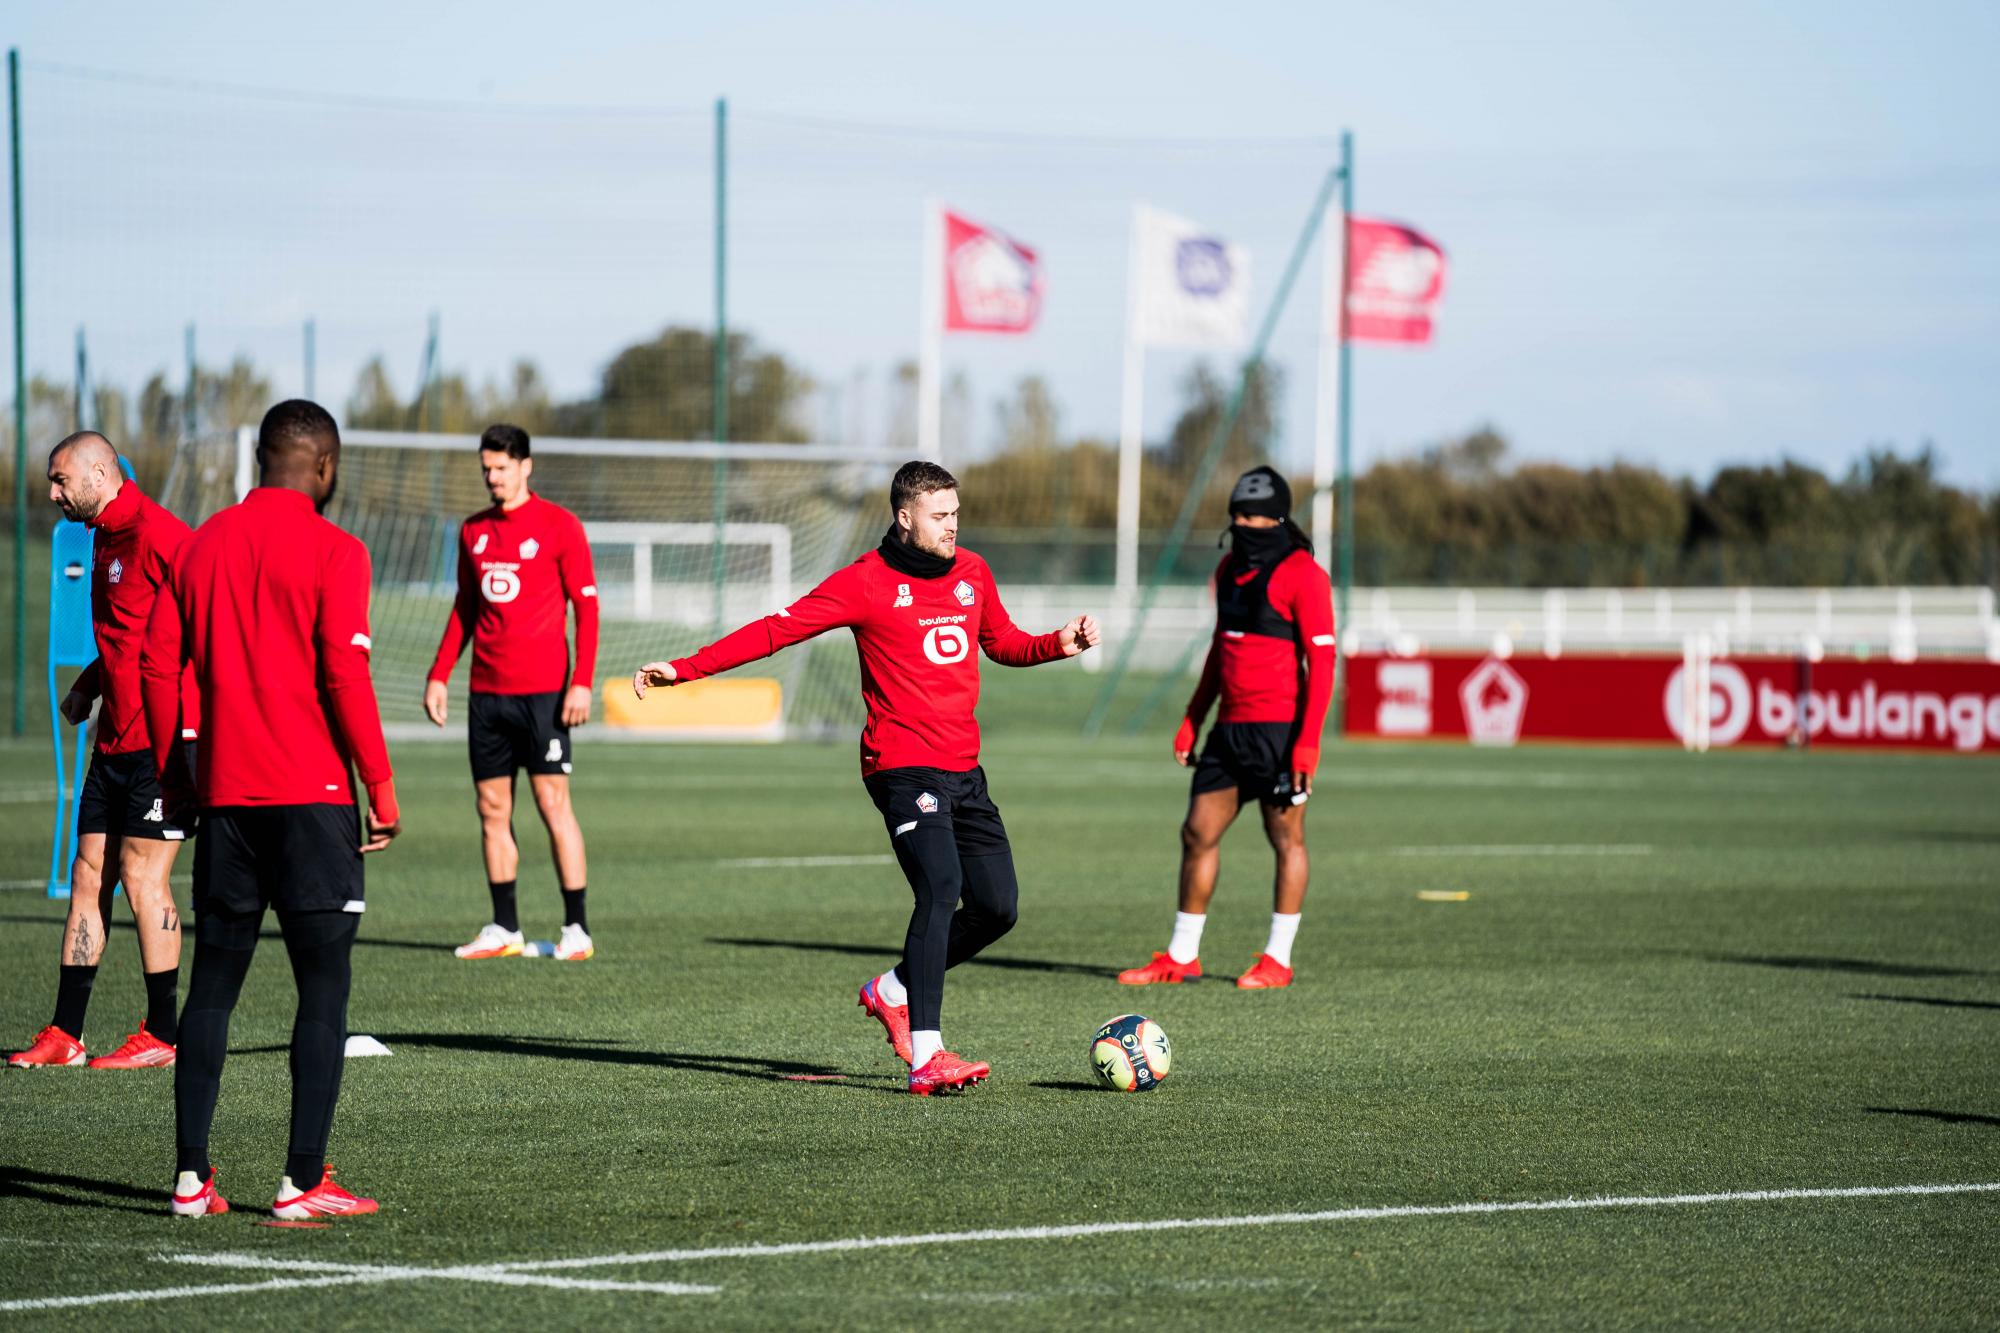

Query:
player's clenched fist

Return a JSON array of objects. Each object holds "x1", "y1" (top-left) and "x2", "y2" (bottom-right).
[
  {"x1": 1058, "y1": 614, "x2": 1101, "y2": 657},
  {"x1": 632, "y1": 661, "x2": 678, "y2": 698}
]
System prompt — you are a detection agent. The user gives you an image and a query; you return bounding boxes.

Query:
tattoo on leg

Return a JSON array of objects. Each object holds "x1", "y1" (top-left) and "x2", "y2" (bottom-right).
[
  {"x1": 69, "y1": 919, "x2": 94, "y2": 965},
  {"x1": 162, "y1": 907, "x2": 180, "y2": 932}
]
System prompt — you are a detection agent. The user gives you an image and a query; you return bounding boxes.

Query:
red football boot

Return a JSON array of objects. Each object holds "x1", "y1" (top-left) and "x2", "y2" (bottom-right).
[
  {"x1": 908, "y1": 1050, "x2": 990, "y2": 1096},
  {"x1": 89, "y1": 1024, "x2": 176, "y2": 1069},
  {"x1": 1117, "y1": 952, "x2": 1201, "y2": 986},
  {"x1": 272, "y1": 1165, "x2": 377, "y2": 1220},
  {"x1": 857, "y1": 977, "x2": 913, "y2": 1066},
  {"x1": 1236, "y1": 953, "x2": 1294, "y2": 989},
  {"x1": 8, "y1": 1025, "x2": 87, "y2": 1068},
  {"x1": 171, "y1": 1169, "x2": 230, "y2": 1217}
]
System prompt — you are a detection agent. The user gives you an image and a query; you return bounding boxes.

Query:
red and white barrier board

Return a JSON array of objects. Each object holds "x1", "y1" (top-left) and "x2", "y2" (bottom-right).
[{"x1": 1343, "y1": 652, "x2": 2000, "y2": 753}]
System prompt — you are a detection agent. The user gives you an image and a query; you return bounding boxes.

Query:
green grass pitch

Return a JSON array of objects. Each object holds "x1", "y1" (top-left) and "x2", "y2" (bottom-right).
[{"x1": 1, "y1": 670, "x2": 1996, "y2": 1328}]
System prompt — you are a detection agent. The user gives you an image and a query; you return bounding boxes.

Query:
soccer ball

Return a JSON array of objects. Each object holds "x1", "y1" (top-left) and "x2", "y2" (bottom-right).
[{"x1": 1089, "y1": 1014, "x2": 1171, "y2": 1092}]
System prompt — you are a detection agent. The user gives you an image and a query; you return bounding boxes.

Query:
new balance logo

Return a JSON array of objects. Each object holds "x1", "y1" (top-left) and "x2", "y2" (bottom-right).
[
  {"x1": 144, "y1": 799, "x2": 164, "y2": 823},
  {"x1": 545, "y1": 738, "x2": 563, "y2": 763},
  {"x1": 893, "y1": 583, "x2": 913, "y2": 608}
]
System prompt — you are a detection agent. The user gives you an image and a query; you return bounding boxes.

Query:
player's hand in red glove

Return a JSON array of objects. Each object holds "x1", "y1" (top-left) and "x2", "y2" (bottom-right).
[
  {"x1": 1289, "y1": 744, "x2": 1319, "y2": 800},
  {"x1": 361, "y1": 780, "x2": 402, "y2": 853},
  {"x1": 1173, "y1": 718, "x2": 1199, "y2": 767}
]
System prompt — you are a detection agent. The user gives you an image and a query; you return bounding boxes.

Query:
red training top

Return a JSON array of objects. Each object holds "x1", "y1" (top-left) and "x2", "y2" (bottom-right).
[
  {"x1": 1183, "y1": 547, "x2": 1338, "y2": 773},
  {"x1": 70, "y1": 479, "x2": 200, "y2": 755},
  {"x1": 140, "y1": 487, "x2": 393, "y2": 809},
  {"x1": 428, "y1": 493, "x2": 599, "y2": 696},
  {"x1": 670, "y1": 547, "x2": 1066, "y2": 775}
]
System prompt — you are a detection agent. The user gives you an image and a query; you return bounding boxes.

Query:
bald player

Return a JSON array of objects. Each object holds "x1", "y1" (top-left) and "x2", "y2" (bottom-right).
[
  {"x1": 143, "y1": 400, "x2": 400, "y2": 1219},
  {"x1": 9, "y1": 432, "x2": 198, "y2": 1071}
]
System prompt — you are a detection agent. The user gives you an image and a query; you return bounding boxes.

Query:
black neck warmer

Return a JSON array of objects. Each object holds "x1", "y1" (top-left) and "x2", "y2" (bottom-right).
[
  {"x1": 878, "y1": 525, "x2": 957, "y2": 580},
  {"x1": 1227, "y1": 521, "x2": 1300, "y2": 571}
]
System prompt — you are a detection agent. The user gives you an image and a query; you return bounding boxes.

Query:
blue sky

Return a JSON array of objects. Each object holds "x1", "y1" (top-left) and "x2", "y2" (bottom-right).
[{"x1": 8, "y1": 1, "x2": 1998, "y2": 487}]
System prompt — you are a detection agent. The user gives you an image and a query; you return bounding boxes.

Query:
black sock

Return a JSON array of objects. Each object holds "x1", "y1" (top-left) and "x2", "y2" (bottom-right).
[
  {"x1": 561, "y1": 886, "x2": 587, "y2": 931},
  {"x1": 488, "y1": 880, "x2": 519, "y2": 933},
  {"x1": 52, "y1": 964, "x2": 98, "y2": 1042},
  {"x1": 145, "y1": 968, "x2": 180, "y2": 1044},
  {"x1": 285, "y1": 1157, "x2": 327, "y2": 1191}
]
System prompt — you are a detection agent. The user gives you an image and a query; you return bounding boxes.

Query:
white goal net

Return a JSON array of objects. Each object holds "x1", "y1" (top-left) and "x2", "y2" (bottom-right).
[{"x1": 159, "y1": 429, "x2": 895, "y2": 739}]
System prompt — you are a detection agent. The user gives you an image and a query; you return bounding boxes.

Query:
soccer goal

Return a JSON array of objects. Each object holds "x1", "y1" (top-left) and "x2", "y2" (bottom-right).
[{"x1": 199, "y1": 427, "x2": 895, "y2": 740}]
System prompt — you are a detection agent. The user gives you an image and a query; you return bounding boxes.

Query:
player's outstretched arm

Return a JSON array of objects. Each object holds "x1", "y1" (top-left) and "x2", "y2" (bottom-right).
[{"x1": 632, "y1": 565, "x2": 863, "y2": 697}]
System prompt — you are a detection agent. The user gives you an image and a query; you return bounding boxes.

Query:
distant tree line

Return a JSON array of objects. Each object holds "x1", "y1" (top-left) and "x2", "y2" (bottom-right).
[{"x1": 3, "y1": 328, "x2": 1991, "y2": 589}]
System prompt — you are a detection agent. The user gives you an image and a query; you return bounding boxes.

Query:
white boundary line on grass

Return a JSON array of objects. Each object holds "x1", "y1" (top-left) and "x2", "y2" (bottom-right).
[
  {"x1": 488, "y1": 1181, "x2": 2000, "y2": 1270},
  {"x1": 716, "y1": 854, "x2": 897, "y2": 868},
  {"x1": 1388, "y1": 844, "x2": 1655, "y2": 857},
  {"x1": 3, "y1": 1182, "x2": 1994, "y2": 1313}
]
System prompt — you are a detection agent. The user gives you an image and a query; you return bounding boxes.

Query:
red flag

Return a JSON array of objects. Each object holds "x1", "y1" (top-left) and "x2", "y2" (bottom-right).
[
  {"x1": 1344, "y1": 217, "x2": 1446, "y2": 344},
  {"x1": 942, "y1": 210, "x2": 1043, "y2": 334}
]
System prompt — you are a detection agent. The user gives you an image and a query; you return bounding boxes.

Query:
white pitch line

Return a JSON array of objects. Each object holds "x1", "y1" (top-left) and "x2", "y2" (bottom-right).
[
  {"x1": 494, "y1": 1181, "x2": 2000, "y2": 1271},
  {"x1": 1388, "y1": 844, "x2": 1655, "y2": 857},
  {"x1": 0, "y1": 1273, "x2": 385, "y2": 1313},
  {"x1": 167, "y1": 1252, "x2": 717, "y2": 1295},
  {"x1": 716, "y1": 854, "x2": 895, "y2": 868}
]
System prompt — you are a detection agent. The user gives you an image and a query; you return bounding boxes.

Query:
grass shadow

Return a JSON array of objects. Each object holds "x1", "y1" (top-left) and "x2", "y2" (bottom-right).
[
  {"x1": 0, "y1": 1166, "x2": 160, "y2": 1216},
  {"x1": 711, "y1": 936, "x2": 1120, "y2": 979},
  {"x1": 369, "y1": 1032, "x2": 907, "y2": 1094},
  {"x1": 1029, "y1": 1080, "x2": 1106, "y2": 1093},
  {"x1": 1699, "y1": 952, "x2": 1986, "y2": 979},
  {"x1": 1864, "y1": 1107, "x2": 2000, "y2": 1128},
  {"x1": 1850, "y1": 993, "x2": 2000, "y2": 1012}
]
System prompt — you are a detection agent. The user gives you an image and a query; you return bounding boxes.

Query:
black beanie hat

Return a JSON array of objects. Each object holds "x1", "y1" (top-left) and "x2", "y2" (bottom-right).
[{"x1": 1227, "y1": 465, "x2": 1291, "y2": 520}]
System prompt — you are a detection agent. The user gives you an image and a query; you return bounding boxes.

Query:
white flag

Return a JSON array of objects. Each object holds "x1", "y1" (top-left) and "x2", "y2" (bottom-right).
[{"x1": 1130, "y1": 204, "x2": 1251, "y2": 348}]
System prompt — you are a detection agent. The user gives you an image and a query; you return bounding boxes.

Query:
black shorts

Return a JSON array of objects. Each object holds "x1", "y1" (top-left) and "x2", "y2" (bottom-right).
[
  {"x1": 863, "y1": 765, "x2": 1012, "y2": 858},
  {"x1": 1190, "y1": 722, "x2": 1308, "y2": 807},
  {"x1": 77, "y1": 745, "x2": 195, "y2": 841},
  {"x1": 194, "y1": 804, "x2": 364, "y2": 916},
  {"x1": 469, "y1": 690, "x2": 572, "y2": 781}
]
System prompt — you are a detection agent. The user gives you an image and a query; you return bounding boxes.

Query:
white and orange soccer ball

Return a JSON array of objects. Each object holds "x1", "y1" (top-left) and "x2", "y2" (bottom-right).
[{"x1": 1089, "y1": 1014, "x2": 1171, "y2": 1092}]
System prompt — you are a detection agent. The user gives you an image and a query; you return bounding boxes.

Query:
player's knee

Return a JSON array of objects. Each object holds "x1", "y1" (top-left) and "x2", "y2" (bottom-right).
[
  {"x1": 986, "y1": 899, "x2": 1019, "y2": 935},
  {"x1": 531, "y1": 782, "x2": 570, "y2": 819},
  {"x1": 69, "y1": 858, "x2": 102, "y2": 895},
  {"x1": 476, "y1": 788, "x2": 512, "y2": 824},
  {"x1": 1181, "y1": 820, "x2": 1218, "y2": 855}
]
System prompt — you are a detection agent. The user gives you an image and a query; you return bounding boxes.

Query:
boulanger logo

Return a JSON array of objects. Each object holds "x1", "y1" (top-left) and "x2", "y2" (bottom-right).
[
  {"x1": 923, "y1": 624, "x2": 970, "y2": 665},
  {"x1": 1663, "y1": 663, "x2": 1753, "y2": 747},
  {"x1": 480, "y1": 567, "x2": 522, "y2": 603}
]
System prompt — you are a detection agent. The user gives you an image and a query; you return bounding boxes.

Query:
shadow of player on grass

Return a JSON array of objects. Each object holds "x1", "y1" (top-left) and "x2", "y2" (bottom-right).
[
  {"x1": 711, "y1": 936, "x2": 1120, "y2": 979},
  {"x1": 281, "y1": 1032, "x2": 913, "y2": 1093},
  {"x1": 0, "y1": 1166, "x2": 161, "y2": 1216}
]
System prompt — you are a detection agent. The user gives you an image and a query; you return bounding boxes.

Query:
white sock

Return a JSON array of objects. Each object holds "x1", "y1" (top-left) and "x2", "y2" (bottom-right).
[
  {"x1": 875, "y1": 967, "x2": 908, "y2": 1007},
  {"x1": 911, "y1": 1029, "x2": 943, "y2": 1068},
  {"x1": 1264, "y1": 913, "x2": 1302, "y2": 969},
  {"x1": 1167, "y1": 911, "x2": 1206, "y2": 965}
]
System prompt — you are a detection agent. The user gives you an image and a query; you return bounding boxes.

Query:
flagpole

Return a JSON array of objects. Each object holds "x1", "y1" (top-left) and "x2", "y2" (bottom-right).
[
  {"x1": 1332, "y1": 129, "x2": 1356, "y2": 737},
  {"x1": 1115, "y1": 204, "x2": 1146, "y2": 603},
  {"x1": 917, "y1": 199, "x2": 943, "y2": 460},
  {"x1": 1312, "y1": 178, "x2": 1344, "y2": 571}
]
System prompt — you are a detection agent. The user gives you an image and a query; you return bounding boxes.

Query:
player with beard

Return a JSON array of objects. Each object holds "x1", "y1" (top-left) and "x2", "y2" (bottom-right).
[
  {"x1": 634, "y1": 461, "x2": 1100, "y2": 1095},
  {"x1": 141, "y1": 400, "x2": 400, "y2": 1218},
  {"x1": 8, "y1": 433, "x2": 198, "y2": 1070},
  {"x1": 1118, "y1": 465, "x2": 1335, "y2": 990},
  {"x1": 425, "y1": 424, "x2": 600, "y2": 962}
]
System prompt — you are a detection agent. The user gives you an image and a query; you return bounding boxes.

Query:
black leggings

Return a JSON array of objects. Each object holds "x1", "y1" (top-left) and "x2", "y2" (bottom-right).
[
  {"x1": 892, "y1": 828, "x2": 1019, "y2": 1032},
  {"x1": 175, "y1": 906, "x2": 356, "y2": 1190}
]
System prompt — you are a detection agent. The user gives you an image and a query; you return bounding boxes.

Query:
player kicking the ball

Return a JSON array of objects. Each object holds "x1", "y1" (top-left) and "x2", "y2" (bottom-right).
[
  {"x1": 426, "y1": 424, "x2": 600, "y2": 962},
  {"x1": 635, "y1": 461, "x2": 1099, "y2": 1095},
  {"x1": 1118, "y1": 466, "x2": 1335, "y2": 990},
  {"x1": 9, "y1": 433, "x2": 198, "y2": 1071}
]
